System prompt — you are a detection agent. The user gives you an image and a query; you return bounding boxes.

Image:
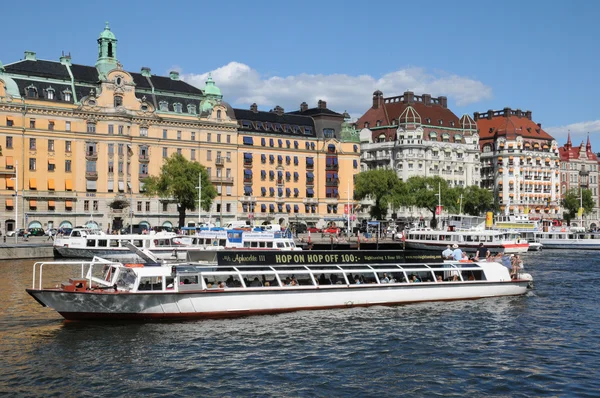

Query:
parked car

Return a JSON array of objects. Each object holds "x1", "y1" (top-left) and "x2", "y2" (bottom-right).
[
  {"x1": 6, "y1": 228, "x2": 24, "y2": 237},
  {"x1": 26, "y1": 228, "x2": 45, "y2": 236},
  {"x1": 323, "y1": 227, "x2": 340, "y2": 234},
  {"x1": 307, "y1": 227, "x2": 321, "y2": 233}
]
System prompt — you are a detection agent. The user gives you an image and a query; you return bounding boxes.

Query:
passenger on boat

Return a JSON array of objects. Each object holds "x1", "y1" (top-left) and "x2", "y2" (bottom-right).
[
  {"x1": 442, "y1": 245, "x2": 453, "y2": 260},
  {"x1": 354, "y1": 275, "x2": 361, "y2": 284},
  {"x1": 290, "y1": 276, "x2": 299, "y2": 286},
  {"x1": 250, "y1": 277, "x2": 262, "y2": 287},
  {"x1": 436, "y1": 275, "x2": 443, "y2": 282},
  {"x1": 218, "y1": 281, "x2": 226, "y2": 288},
  {"x1": 452, "y1": 244, "x2": 463, "y2": 261},
  {"x1": 381, "y1": 273, "x2": 390, "y2": 283},
  {"x1": 474, "y1": 243, "x2": 489, "y2": 261},
  {"x1": 510, "y1": 255, "x2": 523, "y2": 279},
  {"x1": 460, "y1": 252, "x2": 471, "y2": 262},
  {"x1": 410, "y1": 274, "x2": 421, "y2": 283}
]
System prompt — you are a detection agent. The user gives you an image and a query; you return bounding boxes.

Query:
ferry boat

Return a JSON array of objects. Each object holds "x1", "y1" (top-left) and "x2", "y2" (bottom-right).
[
  {"x1": 532, "y1": 228, "x2": 600, "y2": 250},
  {"x1": 27, "y1": 257, "x2": 532, "y2": 321},
  {"x1": 53, "y1": 227, "x2": 216, "y2": 261},
  {"x1": 404, "y1": 228, "x2": 529, "y2": 254},
  {"x1": 179, "y1": 226, "x2": 301, "y2": 251}
]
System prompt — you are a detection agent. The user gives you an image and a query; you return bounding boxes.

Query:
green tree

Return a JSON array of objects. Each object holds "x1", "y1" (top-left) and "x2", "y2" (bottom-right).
[
  {"x1": 561, "y1": 188, "x2": 594, "y2": 225},
  {"x1": 455, "y1": 185, "x2": 495, "y2": 216},
  {"x1": 354, "y1": 169, "x2": 403, "y2": 220},
  {"x1": 405, "y1": 176, "x2": 455, "y2": 228},
  {"x1": 142, "y1": 154, "x2": 216, "y2": 228}
]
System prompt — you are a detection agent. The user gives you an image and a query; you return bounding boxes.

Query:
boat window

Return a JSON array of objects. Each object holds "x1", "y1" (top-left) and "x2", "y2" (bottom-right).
[
  {"x1": 377, "y1": 272, "x2": 406, "y2": 283},
  {"x1": 243, "y1": 241, "x2": 252, "y2": 248},
  {"x1": 86, "y1": 239, "x2": 96, "y2": 247},
  {"x1": 219, "y1": 239, "x2": 227, "y2": 246},
  {"x1": 276, "y1": 242, "x2": 285, "y2": 248},
  {"x1": 266, "y1": 242, "x2": 273, "y2": 248},
  {"x1": 109, "y1": 240, "x2": 119, "y2": 247},
  {"x1": 97, "y1": 240, "x2": 108, "y2": 247},
  {"x1": 315, "y1": 272, "x2": 346, "y2": 285},
  {"x1": 347, "y1": 271, "x2": 377, "y2": 284},
  {"x1": 277, "y1": 272, "x2": 314, "y2": 286},
  {"x1": 133, "y1": 240, "x2": 144, "y2": 247},
  {"x1": 116, "y1": 268, "x2": 137, "y2": 289},
  {"x1": 72, "y1": 230, "x2": 81, "y2": 237},
  {"x1": 408, "y1": 270, "x2": 435, "y2": 282},
  {"x1": 138, "y1": 276, "x2": 165, "y2": 291},
  {"x1": 242, "y1": 273, "x2": 277, "y2": 287}
]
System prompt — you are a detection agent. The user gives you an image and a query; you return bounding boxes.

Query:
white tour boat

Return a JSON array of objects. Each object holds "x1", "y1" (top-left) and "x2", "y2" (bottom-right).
[
  {"x1": 532, "y1": 228, "x2": 600, "y2": 250},
  {"x1": 404, "y1": 228, "x2": 529, "y2": 254},
  {"x1": 27, "y1": 257, "x2": 532, "y2": 321},
  {"x1": 53, "y1": 227, "x2": 211, "y2": 261},
  {"x1": 178, "y1": 226, "x2": 301, "y2": 251}
]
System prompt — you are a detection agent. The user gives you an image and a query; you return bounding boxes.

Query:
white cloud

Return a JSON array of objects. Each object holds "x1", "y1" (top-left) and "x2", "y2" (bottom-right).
[
  {"x1": 181, "y1": 62, "x2": 492, "y2": 115},
  {"x1": 546, "y1": 120, "x2": 600, "y2": 139}
]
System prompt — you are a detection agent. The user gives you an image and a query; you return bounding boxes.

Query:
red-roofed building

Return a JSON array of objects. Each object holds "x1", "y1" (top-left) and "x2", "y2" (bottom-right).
[
  {"x1": 474, "y1": 108, "x2": 560, "y2": 218},
  {"x1": 355, "y1": 90, "x2": 480, "y2": 219},
  {"x1": 557, "y1": 133, "x2": 600, "y2": 227}
]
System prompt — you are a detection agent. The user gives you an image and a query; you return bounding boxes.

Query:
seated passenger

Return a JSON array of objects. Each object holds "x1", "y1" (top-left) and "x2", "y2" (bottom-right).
[
  {"x1": 218, "y1": 281, "x2": 226, "y2": 288},
  {"x1": 410, "y1": 274, "x2": 421, "y2": 283},
  {"x1": 380, "y1": 273, "x2": 390, "y2": 283},
  {"x1": 290, "y1": 276, "x2": 299, "y2": 286},
  {"x1": 354, "y1": 275, "x2": 361, "y2": 285},
  {"x1": 250, "y1": 277, "x2": 262, "y2": 287},
  {"x1": 436, "y1": 275, "x2": 443, "y2": 282},
  {"x1": 318, "y1": 274, "x2": 329, "y2": 285}
]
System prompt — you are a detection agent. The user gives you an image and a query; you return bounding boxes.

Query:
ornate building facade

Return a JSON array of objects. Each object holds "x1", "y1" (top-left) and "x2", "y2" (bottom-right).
[
  {"x1": 557, "y1": 133, "x2": 600, "y2": 227},
  {"x1": 0, "y1": 24, "x2": 360, "y2": 233},
  {"x1": 355, "y1": 90, "x2": 480, "y2": 219},
  {"x1": 475, "y1": 108, "x2": 561, "y2": 218}
]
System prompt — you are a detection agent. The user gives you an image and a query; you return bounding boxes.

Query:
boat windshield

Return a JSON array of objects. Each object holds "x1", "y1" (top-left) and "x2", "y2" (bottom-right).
[{"x1": 116, "y1": 268, "x2": 137, "y2": 290}]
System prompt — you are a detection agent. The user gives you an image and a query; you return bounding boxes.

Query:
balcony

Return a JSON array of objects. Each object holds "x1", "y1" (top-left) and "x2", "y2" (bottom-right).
[
  {"x1": 212, "y1": 176, "x2": 234, "y2": 184},
  {"x1": 241, "y1": 196, "x2": 256, "y2": 202},
  {"x1": 325, "y1": 164, "x2": 339, "y2": 171},
  {"x1": 306, "y1": 179, "x2": 315, "y2": 186},
  {"x1": 139, "y1": 172, "x2": 149, "y2": 179},
  {"x1": 325, "y1": 179, "x2": 339, "y2": 187},
  {"x1": 215, "y1": 157, "x2": 224, "y2": 167},
  {"x1": 85, "y1": 171, "x2": 98, "y2": 180},
  {"x1": 139, "y1": 154, "x2": 150, "y2": 163},
  {"x1": 303, "y1": 198, "x2": 318, "y2": 204},
  {"x1": 85, "y1": 151, "x2": 98, "y2": 161}
]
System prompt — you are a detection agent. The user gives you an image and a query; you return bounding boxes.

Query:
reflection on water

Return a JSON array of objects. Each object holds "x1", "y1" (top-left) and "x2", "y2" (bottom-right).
[{"x1": 1, "y1": 253, "x2": 600, "y2": 396}]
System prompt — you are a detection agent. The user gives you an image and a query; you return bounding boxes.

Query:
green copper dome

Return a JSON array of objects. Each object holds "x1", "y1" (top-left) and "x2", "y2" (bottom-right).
[
  {"x1": 203, "y1": 73, "x2": 222, "y2": 97},
  {"x1": 99, "y1": 22, "x2": 116, "y2": 40}
]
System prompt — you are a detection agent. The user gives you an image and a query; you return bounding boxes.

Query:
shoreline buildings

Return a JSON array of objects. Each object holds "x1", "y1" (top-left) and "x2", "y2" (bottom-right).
[{"x1": 0, "y1": 24, "x2": 360, "y2": 233}]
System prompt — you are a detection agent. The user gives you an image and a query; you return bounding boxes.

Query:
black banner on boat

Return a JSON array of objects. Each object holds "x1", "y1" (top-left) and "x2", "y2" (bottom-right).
[{"x1": 216, "y1": 250, "x2": 440, "y2": 266}]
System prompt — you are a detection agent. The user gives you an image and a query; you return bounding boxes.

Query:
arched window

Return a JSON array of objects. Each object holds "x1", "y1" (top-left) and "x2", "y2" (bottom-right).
[
  {"x1": 114, "y1": 95, "x2": 123, "y2": 107},
  {"x1": 63, "y1": 89, "x2": 72, "y2": 102},
  {"x1": 173, "y1": 103, "x2": 182, "y2": 113},
  {"x1": 187, "y1": 104, "x2": 197, "y2": 114},
  {"x1": 159, "y1": 101, "x2": 168, "y2": 111},
  {"x1": 216, "y1": 110, "x2": 222, "y2": 119},
  {"x1": 46, "y1": 87, "x2": 55, "y2": 100},
  {"x1": 26, "y1": 85, "x2": 38, "y2": 98}
]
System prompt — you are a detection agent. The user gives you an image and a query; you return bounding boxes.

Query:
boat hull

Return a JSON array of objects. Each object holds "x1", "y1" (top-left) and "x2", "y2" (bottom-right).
[
  {"x1": 404, "y1": 241, "x2": 529, "y2": 254},
  {"x1": 27, "y1": 281, "x2": 530, "y2": 321}
]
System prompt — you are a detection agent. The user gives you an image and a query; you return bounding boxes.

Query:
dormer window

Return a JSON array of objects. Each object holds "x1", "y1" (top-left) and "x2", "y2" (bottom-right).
[
  {"x1": 63, "y1": 89, "x2": 72, "y2": 102},
  {"x1": 438, "y1": 119, "x2": 443, "y2": 125},
  {"x1": 364, "y1": 122, "x2": 369, "y2": 128},
  {"x1": 216, "y1": 110, "x2": 222, "y2": 120},
  {"x1": 114, "y1": 95, "x2": 123, "y2": 108},
  {"x1": 173, "y1": 103, "x2": 182, "y2": 113},
  {"x1": 159, "y1": 101, "x2": 168, "y2": 111},
  {"x1": 26, "y1": 85, "x2": 38, "y2": 98},
  {"x1": 450, "y1": 121, "x2": 455, "y2": 127},
  {"x1": 187, "y1": 104, "x2": 197, "y2": 115},
  {"x1": 376, "y1": 120, "x2": 381, "y2": 127},
  {"x1": 425, "y1": 118, "x2": 431, "y2": 124},
  {"x1": 46, "y1": 87, "x2": 55, "y2": 100}
]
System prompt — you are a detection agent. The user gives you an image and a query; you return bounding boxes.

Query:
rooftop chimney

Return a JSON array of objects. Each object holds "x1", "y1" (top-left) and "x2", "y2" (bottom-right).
[
  {"x1": 422, "y1": 94, "x2": 431, "y2": 106},
  {"x1": 525, "y1": 110, "x2": 532, "y2": 120},
  {"x1": 317, "y1": 99, "x2": 327, "y2": 109},
  {"x1": 487, "y1": 109, "x2": 493, "y2": 120},
  {"x1": 404, "y1": 91, "x2": 415, "y2": 104},
  {"x1": 372, "y1": 90, "x2": 383, "y2": 109},
  {"x1": 169, "y1": 71, "x2": 180, "y2": 80},
  {"x1": 141, "y1": 67, "x2": 151, "y2": 77},
  {"x1": 300, "y1": 102, "x2": 308, "y2": 112},
  {"x1": 24, "y1": 51, "x2": 36, "y2": 61},
  {"x1": 503, "y1": 107, "x2": 511, "y2": 116},
  {"x1": 473, "y1": 112, "x2": 480, "y2": 121},
  {"x1": 516, "y1": 109, "x2": 522, "y2": 118},
  {"x1": 273, "y1": 105, "x2": 284, "y2": 116},
  {"x1": 438, "y1": 96, "x2": 447, "y2": 108},
  {"x1": 250, "y1": 103, "x2": 258, "y2": 113},
  {"x1": 59, "y1": 52, "x2": 72, "y2": 66}
]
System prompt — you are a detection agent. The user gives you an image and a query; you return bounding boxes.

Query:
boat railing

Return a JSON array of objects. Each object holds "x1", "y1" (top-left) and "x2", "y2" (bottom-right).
[{"x1": 32, "y1": 257, "x2": 121, "y2": 290}]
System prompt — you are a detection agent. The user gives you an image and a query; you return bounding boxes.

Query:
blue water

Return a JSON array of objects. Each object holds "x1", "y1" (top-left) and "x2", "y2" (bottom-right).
[{"x1": 1, "y1": 251, "x2": 599, "y2": 397}]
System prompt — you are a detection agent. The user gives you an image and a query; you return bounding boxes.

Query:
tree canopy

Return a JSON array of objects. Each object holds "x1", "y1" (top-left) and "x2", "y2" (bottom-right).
[
  {"x1": 354, "y1": 169, "x2": 405, "y2": 220},
  {"x1": 561, "y1": 188, "x2": 594, "y2": 225},
  {"x1": 142, "y1": 154, "x2": 216, "y2": 228}
]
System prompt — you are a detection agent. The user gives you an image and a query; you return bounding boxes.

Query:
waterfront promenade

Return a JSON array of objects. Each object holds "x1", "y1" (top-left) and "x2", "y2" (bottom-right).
[{"x1": 0, "y1": 235, "x2": 54, "y2": 260}]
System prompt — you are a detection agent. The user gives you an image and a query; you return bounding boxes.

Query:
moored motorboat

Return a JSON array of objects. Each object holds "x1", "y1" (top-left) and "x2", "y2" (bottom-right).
[
  {"x1": 404, "y1": 228, "x2": 529, "y2": 254},
  {"x1": 27, "y1": 256, "x2": 532, "y2": 321}
]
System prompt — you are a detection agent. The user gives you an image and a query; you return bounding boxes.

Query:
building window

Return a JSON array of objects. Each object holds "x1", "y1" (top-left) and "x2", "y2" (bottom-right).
[
  {"x1": 159, "y1": 101, "x2": 168, "y2": 111},
  {"x1": 87, "y1": 122, "x2": 96, "y2": 133},
  {"x1": 46, "y1": 87, "x2": 55, "y2": 100},
  {"x1": 217, "y1": 134, "x2": 221, "y2": 143},
  {"x1": 108, "y1": 124, "x2": 114, "y2": 135},
  {"x1": 84, "y1": 200, "x2": 90, "y2": 211},
  {"x1": 6, "y1": 136, "x2": 12, "y2": 149},
  {"x1": 146, "y1": 202, "x2": 150, "y2": 211},
  {"x1": 114, "y1": 96, "x2": 123, "y2": 107},
  {"x1": 46, "y1": 139, "x2": 54, "y2": 152},
  {"x1": 63, "y1": 160, "x2": 71, "y2": 173},
  {"x1": 177, "y1": 130, "x2": 181, "y2": 140},
  {"x1": 173, "y1": 103, "x2": 182, "y2": 113},
  {"x1": 63, "y1": 90, "x2": 72, "y2": 102},
  {"x1": 162, "y1": 147, "x2": 168, "y2": 158},
  {"x1": 30, "y1": 119, "x2": 36, "y2": 129},
  {"x1": 29, "y1": 138, "x2": 36, "y2": 150},
  {"x1": 28, "y1": 158, "x2": 36, "y2": 171},
  {"x1": 118, "y1": 125, "x2": 124, "y2": 135},
  {"x1": 93, "y1": 201, "x2": 98, "y2": 211},
  {"x1": 65, "y1": 121, "x2": 71, "y2": 131},
  {"x1": 118, "y1": 161, "x2": 123, "y2": 174},
  {"x1": 227, "y1": 135, "x2": 231, "y2": 144},
  {"x1": 226, "y1": 152, "x2": 231, "y2": 161},
  {"x1": 207, "y1": 133, "x2": 212, "y2": 142},
  {"x1": 65, "y1": 141, "x2": 71, "y2": 152},
  {"x1": 207, "y1": 167, "x2": 212, "y2": 177},
  {"x1": 6, "y1": 118, "x2": 14, "y2": 127},
  {"x1": 48, "y1": 121, "x2": 55, "y2": 131},
  {"x1": 191, "y1": 132, "x2": 196, "y2": 141},
  {"x1": 140, "y1": 127, "x2": 148, "y2": 137},
  {"x1": 162, "y1": 202, "x2": 168, "y2": 212},
  {"x1": 118, "y1": 144, "x2": 124, "y2": 156},
  {"x1": 26, "y1": 85, "x2": 38, "y2": 98},
  {"x1": 177, "y1": 148, "x2": 182, "y2": 155},
  {"x1": 188, "y1": 104, "x2": 197, "y2": 115},
  {"x1": 108, "y1": 161, "x2": 114, "y2": 173},
  {"x1": 207, "y1": 150, "x2": 212, "y2": 161},
  {"x1": 323, "y1": 128, "x2": 335, "y2": 138},
  {"x1": 137, "y1": 201, "x2": 142, "y2": 212},
  {"x1": 191, "y1": 149, "x2": 196, "y2": 160},
  {"x1": 217, "y1": 110, "x2": 222, "y2": 120},
  {"x1": 226, "y1": 203, "x2": 231, "y2": 212}
]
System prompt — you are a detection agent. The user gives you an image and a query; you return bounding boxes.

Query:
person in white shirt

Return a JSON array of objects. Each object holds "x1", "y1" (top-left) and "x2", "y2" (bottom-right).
[{"x1": 442, "y1": 245, "x2": 453, "y2": 259}]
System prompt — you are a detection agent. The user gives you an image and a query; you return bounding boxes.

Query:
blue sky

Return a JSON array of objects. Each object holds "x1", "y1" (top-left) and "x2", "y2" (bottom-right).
[{"x1": 2, "y1": 0, "x2": 599, "y2": 149}]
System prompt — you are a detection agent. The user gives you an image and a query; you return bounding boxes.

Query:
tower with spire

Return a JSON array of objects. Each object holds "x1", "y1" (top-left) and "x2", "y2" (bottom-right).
[{"x1": 95, "y1": 22, "x2": 119, "y2": 80}]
